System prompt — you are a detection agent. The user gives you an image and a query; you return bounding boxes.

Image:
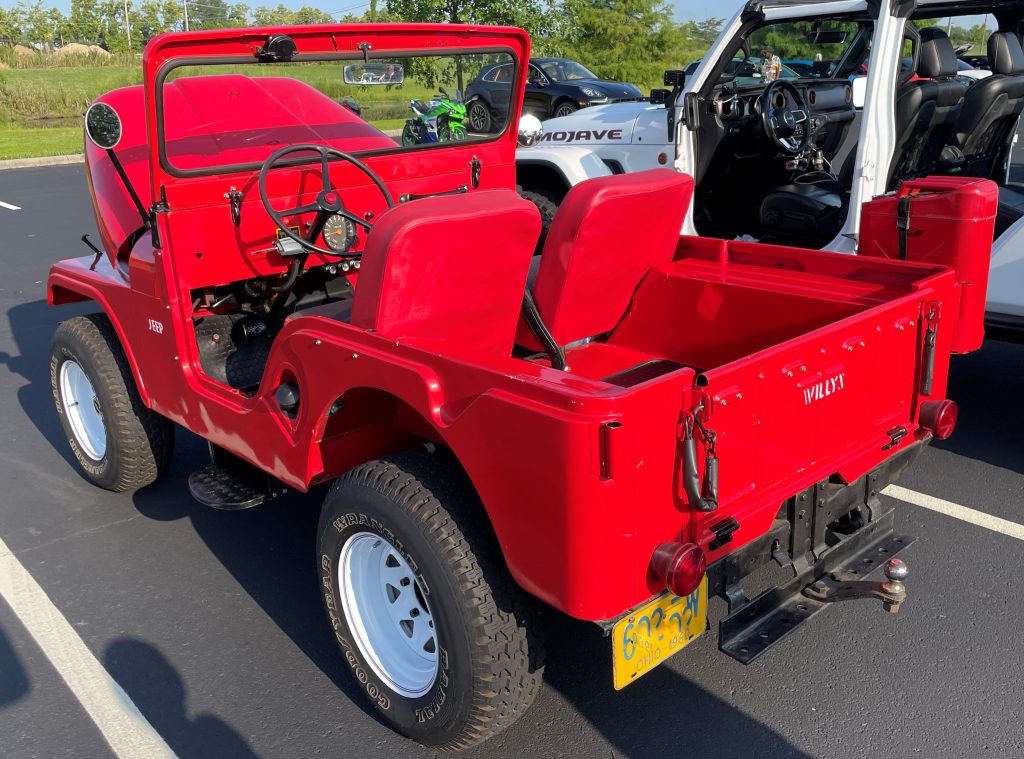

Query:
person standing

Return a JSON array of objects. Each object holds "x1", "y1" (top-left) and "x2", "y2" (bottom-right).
[{"x1": 761, "y1": 45, "x2": 782, "y2": 82}]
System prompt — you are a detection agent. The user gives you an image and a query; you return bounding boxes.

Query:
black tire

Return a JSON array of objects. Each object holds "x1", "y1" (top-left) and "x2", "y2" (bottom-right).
[
  {"x1": 467, "y1": 100, "x2": 492, "y2": 133},
  {"x1": 552, "y1": 101, "x2": 578, "y2": 119},
  {"x1": 519, "y1": 188, "x2": 561, "y2": 254},
  {"x1": 49, "y1": 314, "x2": 173, "y2": 492},
  {"x1": 317, "y1": 452, "x2": 544, "y2": 750}
]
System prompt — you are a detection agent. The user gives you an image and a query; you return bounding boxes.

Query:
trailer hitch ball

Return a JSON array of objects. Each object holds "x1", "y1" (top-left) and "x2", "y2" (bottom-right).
[
  {"x1": 882, "y1": 558, "x2": 908, "y2": 612},
  {"x1": 650, "y1": 542, "x2": 706, "y2": 598}
]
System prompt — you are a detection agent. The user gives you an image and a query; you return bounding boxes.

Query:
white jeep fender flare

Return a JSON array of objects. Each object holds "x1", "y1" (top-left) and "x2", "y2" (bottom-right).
[{"x1": 515, "y1": 145, "x2": 614, "y2": 197}]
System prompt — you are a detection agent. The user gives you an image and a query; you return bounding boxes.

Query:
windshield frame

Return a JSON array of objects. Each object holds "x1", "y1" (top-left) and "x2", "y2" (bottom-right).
[{"x1": 155, "y1": 47, "x2": 519, "y2": 179}]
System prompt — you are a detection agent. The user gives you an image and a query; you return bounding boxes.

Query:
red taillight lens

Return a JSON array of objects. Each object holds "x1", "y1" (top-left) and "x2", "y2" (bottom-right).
[
  {"x1": 919, "y1": 399, "x2": 958, "y2": 440},
  {"x1": 650, "y1": 542, "x2": 706, "y2": 598}
]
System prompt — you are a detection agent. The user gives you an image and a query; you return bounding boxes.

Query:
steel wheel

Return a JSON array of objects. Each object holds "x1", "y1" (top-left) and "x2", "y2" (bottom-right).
[
  {"x1": 339, "y1": 531, "x2": 438, "y2": 698},
  {"x1": 58, "y1": 359, "x2": 106, "y2": 460},
  {"x1": 552, "y1": 102, "x2": 578, "y2": 119}
]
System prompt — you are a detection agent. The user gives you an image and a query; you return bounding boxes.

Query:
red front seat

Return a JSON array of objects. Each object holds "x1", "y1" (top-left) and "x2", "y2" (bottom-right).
[
  {"x1": 518, "y1": 169, "x2": 695, "y2": 363},
  {"x1": 352, "y1": 190, "x2": 541, "y2": 355}
]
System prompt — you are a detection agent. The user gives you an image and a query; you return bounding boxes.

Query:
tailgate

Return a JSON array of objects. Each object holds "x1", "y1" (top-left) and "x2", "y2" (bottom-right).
[{"x1": 684, "y1": 291, "x2": 939, "y2": 550}]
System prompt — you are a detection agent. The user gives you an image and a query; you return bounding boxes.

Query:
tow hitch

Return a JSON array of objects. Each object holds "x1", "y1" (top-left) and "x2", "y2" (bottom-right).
[
  {"x1": 712, "y1": 442, "x2": 922, "y2": 664},
  {"x1": 803, "y1": 557, "x2": 908, "y2": 614}
]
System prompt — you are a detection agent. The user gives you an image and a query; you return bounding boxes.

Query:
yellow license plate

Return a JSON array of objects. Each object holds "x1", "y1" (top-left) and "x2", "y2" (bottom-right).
[{"x1": 612, "y1": 577, "x2": 708, "y2": 690}]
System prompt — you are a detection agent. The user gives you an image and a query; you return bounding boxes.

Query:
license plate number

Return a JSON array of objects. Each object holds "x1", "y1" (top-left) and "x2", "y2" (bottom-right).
[{"x1": 611, "y1": 578, "x2": 708, "y2": 690}]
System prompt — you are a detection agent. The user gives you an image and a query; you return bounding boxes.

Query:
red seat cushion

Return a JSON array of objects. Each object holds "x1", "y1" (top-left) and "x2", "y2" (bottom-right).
[
  {"x1": 522, "y1": 169, "x2": 694, "y2": 348},
  {"x1": 352, "y1": 190, "x2": 541, "y2": 354}
]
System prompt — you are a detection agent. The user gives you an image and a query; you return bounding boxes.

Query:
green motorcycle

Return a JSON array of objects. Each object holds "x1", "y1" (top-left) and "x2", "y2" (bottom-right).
[{"x1": 401, "y1": 88, "x2": 469, "y2": 146}]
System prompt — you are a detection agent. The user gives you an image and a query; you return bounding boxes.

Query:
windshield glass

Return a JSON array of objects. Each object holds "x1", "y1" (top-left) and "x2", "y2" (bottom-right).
[
  {"x1": 722, "y1": 20, "x2": 867, "y2": 87},
  {"x1": 536, "y1": 59, "x2": 598, "y2": 82},
  {"x1": 160, "y1": 51, "x2": 514, "y2": 174}
]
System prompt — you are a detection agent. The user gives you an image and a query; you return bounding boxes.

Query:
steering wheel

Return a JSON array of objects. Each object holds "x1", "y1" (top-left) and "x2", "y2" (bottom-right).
[
  {"x1": 258, "y1": 144, "x2": 394, "y2": 257},
  {"x1": 759, "y1": 80, "x2": 811, "y2": 155}
]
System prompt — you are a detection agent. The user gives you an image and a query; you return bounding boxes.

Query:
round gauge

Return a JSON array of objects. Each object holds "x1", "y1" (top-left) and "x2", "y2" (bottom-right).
[{"x1": 322, "y1": 214, "x2": 357, "y2": 253}]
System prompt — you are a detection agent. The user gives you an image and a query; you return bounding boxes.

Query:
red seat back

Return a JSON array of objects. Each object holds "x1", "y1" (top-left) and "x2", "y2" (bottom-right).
[
  {"x1": 526, "y1": 169, "x2": 694, "y2": 347},
  {"x1": 352, "y1": 190, "x2": 541, "y2": 354}
]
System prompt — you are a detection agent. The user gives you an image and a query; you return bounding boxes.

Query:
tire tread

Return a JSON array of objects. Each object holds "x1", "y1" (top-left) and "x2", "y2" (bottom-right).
[
  {"x1": 337, "y1": 453, "x2": 544, "y2": 750},
  {"x1": 52, "y1": 314, "x2": 173, "y2": 492}
]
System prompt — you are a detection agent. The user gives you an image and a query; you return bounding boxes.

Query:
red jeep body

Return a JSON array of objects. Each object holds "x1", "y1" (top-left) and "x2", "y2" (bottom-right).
[{"x1": 49, "y1": 25, "x2": 990, "y2": 652}]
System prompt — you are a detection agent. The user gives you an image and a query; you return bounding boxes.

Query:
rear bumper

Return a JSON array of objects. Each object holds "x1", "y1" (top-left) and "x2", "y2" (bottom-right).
[{"x1": 706, "y1": 440, "x2": 924, "y2": 663}]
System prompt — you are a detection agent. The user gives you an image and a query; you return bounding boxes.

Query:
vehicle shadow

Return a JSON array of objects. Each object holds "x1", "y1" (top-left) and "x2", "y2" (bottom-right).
[
  {"x1": 104, "y1": 638, "x2": 259, "y2": 759},
  {"x1": 0, "y1": 623, "x2": 30, "y2": 709},
  {"x1": 524, "y1": 607, "x2": 814, "y2": 759},
  {"x1": 932, "y1": 338, "x2": 1024, "y2": 474},
  {"x1": 127, "y1": 437, "x2": 810, "y2": 757},
  {"x1": 0, "y1": 298, "x2": 96, "y2": 473}
]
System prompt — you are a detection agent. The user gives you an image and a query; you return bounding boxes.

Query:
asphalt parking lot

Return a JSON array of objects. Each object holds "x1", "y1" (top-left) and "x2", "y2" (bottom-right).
[{"x1": 1, "y1": 163, "x2": 1023, "y2": 759}]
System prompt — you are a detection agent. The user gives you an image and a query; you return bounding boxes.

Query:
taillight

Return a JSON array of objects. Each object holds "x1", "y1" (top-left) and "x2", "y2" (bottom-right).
[
  {"x1": 919, "y1": 399, "x2": 958, "y2": 440},
  {"x1": 650, "y1": 542, "x2": 706, "y2": 598}
]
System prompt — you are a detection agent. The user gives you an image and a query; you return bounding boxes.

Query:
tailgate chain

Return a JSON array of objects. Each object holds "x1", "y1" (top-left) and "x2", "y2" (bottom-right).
[{"x1": 680, "y1": 411, "x2": 719, "y2": 512}]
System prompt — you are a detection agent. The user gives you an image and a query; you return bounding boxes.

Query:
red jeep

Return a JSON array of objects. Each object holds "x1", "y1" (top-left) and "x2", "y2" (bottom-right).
[{"x1": 47, "y1": 24, "x2": 993, "y2": 750}]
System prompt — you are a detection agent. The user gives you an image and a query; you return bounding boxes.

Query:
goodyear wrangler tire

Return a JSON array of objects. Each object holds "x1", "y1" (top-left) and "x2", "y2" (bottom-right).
[
  {"x1": 317, "y1": 452, "x2": 544, "y2": 750},
  {"x1": 49, "y1": 314, "x2": 174, "y2": 492}
]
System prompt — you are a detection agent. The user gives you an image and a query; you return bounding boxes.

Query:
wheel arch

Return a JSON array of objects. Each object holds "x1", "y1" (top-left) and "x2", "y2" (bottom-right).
[
  {"x1": 516, "y1": 148, "x2": 614, "y2": 199},
  {"x1": 47, "y1": 280, "x2": 152, "y2": 407},
  {"x1": 314, "y1": 386, "x2": 521, "y2": 582}
]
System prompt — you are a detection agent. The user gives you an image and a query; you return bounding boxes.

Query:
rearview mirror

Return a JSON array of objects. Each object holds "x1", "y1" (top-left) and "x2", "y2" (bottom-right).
[
  {"x1": 343, "y1": 63, "x2": 405, "y2": 85},
  {"x1": 85, "y1": 102, "x2": 122, "y2": 150}
]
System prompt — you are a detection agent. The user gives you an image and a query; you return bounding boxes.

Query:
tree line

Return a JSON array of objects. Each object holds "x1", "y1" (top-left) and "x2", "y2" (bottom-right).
[{"x1": 0, "y1": 0, "x2": 725, "y2": 87}]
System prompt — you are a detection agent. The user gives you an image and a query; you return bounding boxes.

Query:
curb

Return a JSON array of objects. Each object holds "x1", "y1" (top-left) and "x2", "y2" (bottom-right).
[{"x1": 0, "y1": 154, "x2": 85, "y2": 171}]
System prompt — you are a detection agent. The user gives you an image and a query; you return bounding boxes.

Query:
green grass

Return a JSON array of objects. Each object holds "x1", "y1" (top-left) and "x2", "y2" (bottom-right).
[
  {"x1": 0, "y1": 61, "x2": 459, "y2": 158},
  {"x1": 0, "y1": 124, "x2": 82, "y2": 160}
]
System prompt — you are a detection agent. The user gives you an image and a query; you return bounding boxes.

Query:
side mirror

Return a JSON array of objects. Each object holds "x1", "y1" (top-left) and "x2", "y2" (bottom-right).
[
  {"x1": 663, "y1": 70, "x2": 685, "y2": 87},
  {"x1": 85, "y1": 102, "x2": 122, "y2": 150},
  {"x1": 518, "y1": 114, "x2": 544, "y2": 147}
]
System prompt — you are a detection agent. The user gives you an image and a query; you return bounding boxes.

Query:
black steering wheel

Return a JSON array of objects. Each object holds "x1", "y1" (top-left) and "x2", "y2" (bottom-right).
[
  {"x1": 759, "y1": 80, "x2": 810, "y2": 155},
  {"x1": 258, "y1": 144, "x2": 394, "y2": 257}
]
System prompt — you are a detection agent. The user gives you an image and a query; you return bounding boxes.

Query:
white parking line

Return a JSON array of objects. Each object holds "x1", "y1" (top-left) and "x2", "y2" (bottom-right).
[
  {"x1": 883, "y1": 484, "x2": 1024, "y2": 542},
  {"x1": 0, "y1": 535, "x2": 177, "y2": 759},
  {"x1": 0, "y1": 200, "x2": 21, "y2": 211}
]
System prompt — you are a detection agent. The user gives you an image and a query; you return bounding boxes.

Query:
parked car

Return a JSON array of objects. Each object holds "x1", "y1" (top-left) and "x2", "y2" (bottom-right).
[
  {"x1": 519, "y1": 4, "x2": 1024, "y2": 338},
  {"x1": 465, "y1": 57, "x2": 642, "y2": 132}
]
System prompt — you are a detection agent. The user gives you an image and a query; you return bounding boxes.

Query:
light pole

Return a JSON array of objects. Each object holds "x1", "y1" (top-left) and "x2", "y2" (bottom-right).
[
  {"x1": 182, "y1": 0, "x2": 190, "y2": 32},
  {"x1": 123, "y1": 0, "x2": 132, "y2": 48}
]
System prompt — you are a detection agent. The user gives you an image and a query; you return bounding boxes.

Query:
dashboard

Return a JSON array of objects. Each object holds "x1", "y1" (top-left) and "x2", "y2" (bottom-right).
[{"x1": 714, "y1": 79, "x2": 855, "y2": 149}]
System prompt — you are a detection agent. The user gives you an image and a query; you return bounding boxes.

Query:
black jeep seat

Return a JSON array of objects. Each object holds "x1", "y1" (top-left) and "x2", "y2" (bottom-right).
[
  {"x1": 888, "y1": 27, "x2": 967, "y2": 187},
  {"x1": 949, "y1": 31, "x2": 1024, "y2": 179},
  {"x1": 759, "y1": 28, "x2": 967, "y2": 248}
]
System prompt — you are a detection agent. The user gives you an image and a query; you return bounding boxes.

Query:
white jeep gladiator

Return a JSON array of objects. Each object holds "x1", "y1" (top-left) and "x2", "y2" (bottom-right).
[{"x1": 516, "y1": 0, "x2": 1024, "y2": 336}]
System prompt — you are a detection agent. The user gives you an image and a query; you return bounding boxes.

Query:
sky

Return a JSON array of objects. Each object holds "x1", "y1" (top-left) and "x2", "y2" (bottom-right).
[{"x1": 20, "y1": 0, "x2": 991, "y2": 26}]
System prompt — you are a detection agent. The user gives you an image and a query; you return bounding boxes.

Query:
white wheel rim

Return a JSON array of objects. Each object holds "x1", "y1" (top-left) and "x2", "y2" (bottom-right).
[
  {"x1": 339, "y1": 531, "x2": 439, "y2": 698},
  {"x1": 59, "y1": 360, "x2": 107, "y2": 460}
]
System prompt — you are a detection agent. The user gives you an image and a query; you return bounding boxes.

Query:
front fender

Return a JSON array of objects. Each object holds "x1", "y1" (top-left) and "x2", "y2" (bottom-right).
[{"x1": 516, "y1": 145, "x2": 613, "y2": 190}]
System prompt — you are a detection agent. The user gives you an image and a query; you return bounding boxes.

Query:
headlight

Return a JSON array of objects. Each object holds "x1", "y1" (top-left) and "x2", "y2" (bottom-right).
[{"x1": 580, "y1": 87, "x2": 605, "y2": 98}]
